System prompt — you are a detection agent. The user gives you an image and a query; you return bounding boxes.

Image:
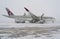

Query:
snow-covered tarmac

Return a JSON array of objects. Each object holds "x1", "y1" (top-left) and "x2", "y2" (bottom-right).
[{"x1": 0, "y1": 22, "x2": 60, "y2": 39}]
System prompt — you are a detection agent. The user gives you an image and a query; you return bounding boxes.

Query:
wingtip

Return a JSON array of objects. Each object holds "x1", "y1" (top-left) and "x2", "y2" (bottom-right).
[
  {"x1": 24, "y1": 7, "x2": 29, "y2": 12},
  {"x1": 5, "y1": 8, "x2": 9, "y2": 10}
]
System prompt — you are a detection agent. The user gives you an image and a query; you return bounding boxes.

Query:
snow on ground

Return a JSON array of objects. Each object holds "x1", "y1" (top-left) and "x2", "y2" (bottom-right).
[
  {"x1": 0, "y1": 22, "x2": 60, "y2": 28},
  {"x1": 0, "y1": 22, "x2": 60, "y2": 39}
]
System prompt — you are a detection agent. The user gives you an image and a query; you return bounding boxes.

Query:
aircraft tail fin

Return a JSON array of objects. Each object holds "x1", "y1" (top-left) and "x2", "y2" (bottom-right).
[{"x1": 6, "y1": 8, "x2": 14, "y2": 16}]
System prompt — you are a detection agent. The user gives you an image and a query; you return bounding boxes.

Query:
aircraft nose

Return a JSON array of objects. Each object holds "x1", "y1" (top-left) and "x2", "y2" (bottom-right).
[{"x1": 24, "y1": 7, "x2": 29, "y2": 12}]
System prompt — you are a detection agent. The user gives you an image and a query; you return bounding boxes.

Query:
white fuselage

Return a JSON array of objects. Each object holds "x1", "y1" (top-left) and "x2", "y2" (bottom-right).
[{"x1": 3, "y1": 15, "x2": 55, "y2": 23}]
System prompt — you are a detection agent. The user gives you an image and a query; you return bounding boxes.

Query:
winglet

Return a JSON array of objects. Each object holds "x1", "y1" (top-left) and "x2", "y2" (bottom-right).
[
  {"x1": 24, "y1": 7, "x2": 29, "y2": 12},
  {"x1": 41, "y1": 13, "x2": 44, "y2": 20}
]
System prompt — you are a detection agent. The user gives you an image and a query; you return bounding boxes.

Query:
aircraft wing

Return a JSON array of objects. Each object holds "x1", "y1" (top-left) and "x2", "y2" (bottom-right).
[
  {"x1": 24, "y1": 7, "x2": 55, "y2": 24},
  {"x1": 24, "y1": 7, "x2": 40, "y2": 21}
]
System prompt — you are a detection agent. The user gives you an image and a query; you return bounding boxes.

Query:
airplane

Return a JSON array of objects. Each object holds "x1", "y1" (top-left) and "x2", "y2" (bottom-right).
[
  {"x1": 3, "y1": 8, "x2": 55, "y2": 24},
  {"x1": 3, "y1": 8, "x2": 32, "y2": 23},
  {"x1": 24, "y1": 7, "x2": 55, "y2": 24}
]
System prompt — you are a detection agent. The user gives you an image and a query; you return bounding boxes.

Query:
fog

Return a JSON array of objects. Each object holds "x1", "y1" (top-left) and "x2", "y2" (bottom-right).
[{"x1": 0, "y1": 0, "x2": 60, "y2": 23}]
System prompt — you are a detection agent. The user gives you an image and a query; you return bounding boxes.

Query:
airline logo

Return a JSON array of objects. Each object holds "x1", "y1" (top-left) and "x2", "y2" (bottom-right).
[{"x1": 6, "y1": 8, "x2": 14, "y2": 16}]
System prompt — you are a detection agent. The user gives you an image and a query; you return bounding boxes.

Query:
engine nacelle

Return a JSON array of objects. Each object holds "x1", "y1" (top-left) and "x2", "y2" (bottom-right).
[
  {"x1": 15, "y1": 19, "x2": 25, "y2": 23},
  {"x1": 38, "y1": 20, "x2": 45, "y2": 24},
  {"x1": 29, "y1": 20, "x2": 37, "y2": 23}
]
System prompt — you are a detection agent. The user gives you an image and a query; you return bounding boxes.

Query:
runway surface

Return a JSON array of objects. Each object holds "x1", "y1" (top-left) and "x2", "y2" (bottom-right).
[{"x1": 0, "y1": 22, "x2": 60, "y2": 39}]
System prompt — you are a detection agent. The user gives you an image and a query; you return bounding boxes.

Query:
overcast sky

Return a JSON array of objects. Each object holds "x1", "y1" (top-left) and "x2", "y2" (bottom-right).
[{"x1": 0, "y1": 0, "x2": 60, "y2": 23}]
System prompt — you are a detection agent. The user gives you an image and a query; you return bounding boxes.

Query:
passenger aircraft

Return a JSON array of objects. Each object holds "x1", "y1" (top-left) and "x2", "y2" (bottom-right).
[
  {"x1": 3, "y1": 8, "x2": 55, "y2": 24},
  {"x1": 24, "y1": 7, "x2": 55, "y2": 23}
]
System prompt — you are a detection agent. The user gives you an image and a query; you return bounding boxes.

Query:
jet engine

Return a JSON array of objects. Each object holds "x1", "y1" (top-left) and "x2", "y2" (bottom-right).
[
  {"x1": 29, "y1": 19, "x2": 39, "y2": 23},
  {"x1": 38, "y1": 20, "x2": 45, "y2": 24},
  {"x1": 15, "y1": 19, "x2": 25, "y2": 23},
  {"x1": 29, "y1": 19, "x2": 45, "y2": 24}
]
